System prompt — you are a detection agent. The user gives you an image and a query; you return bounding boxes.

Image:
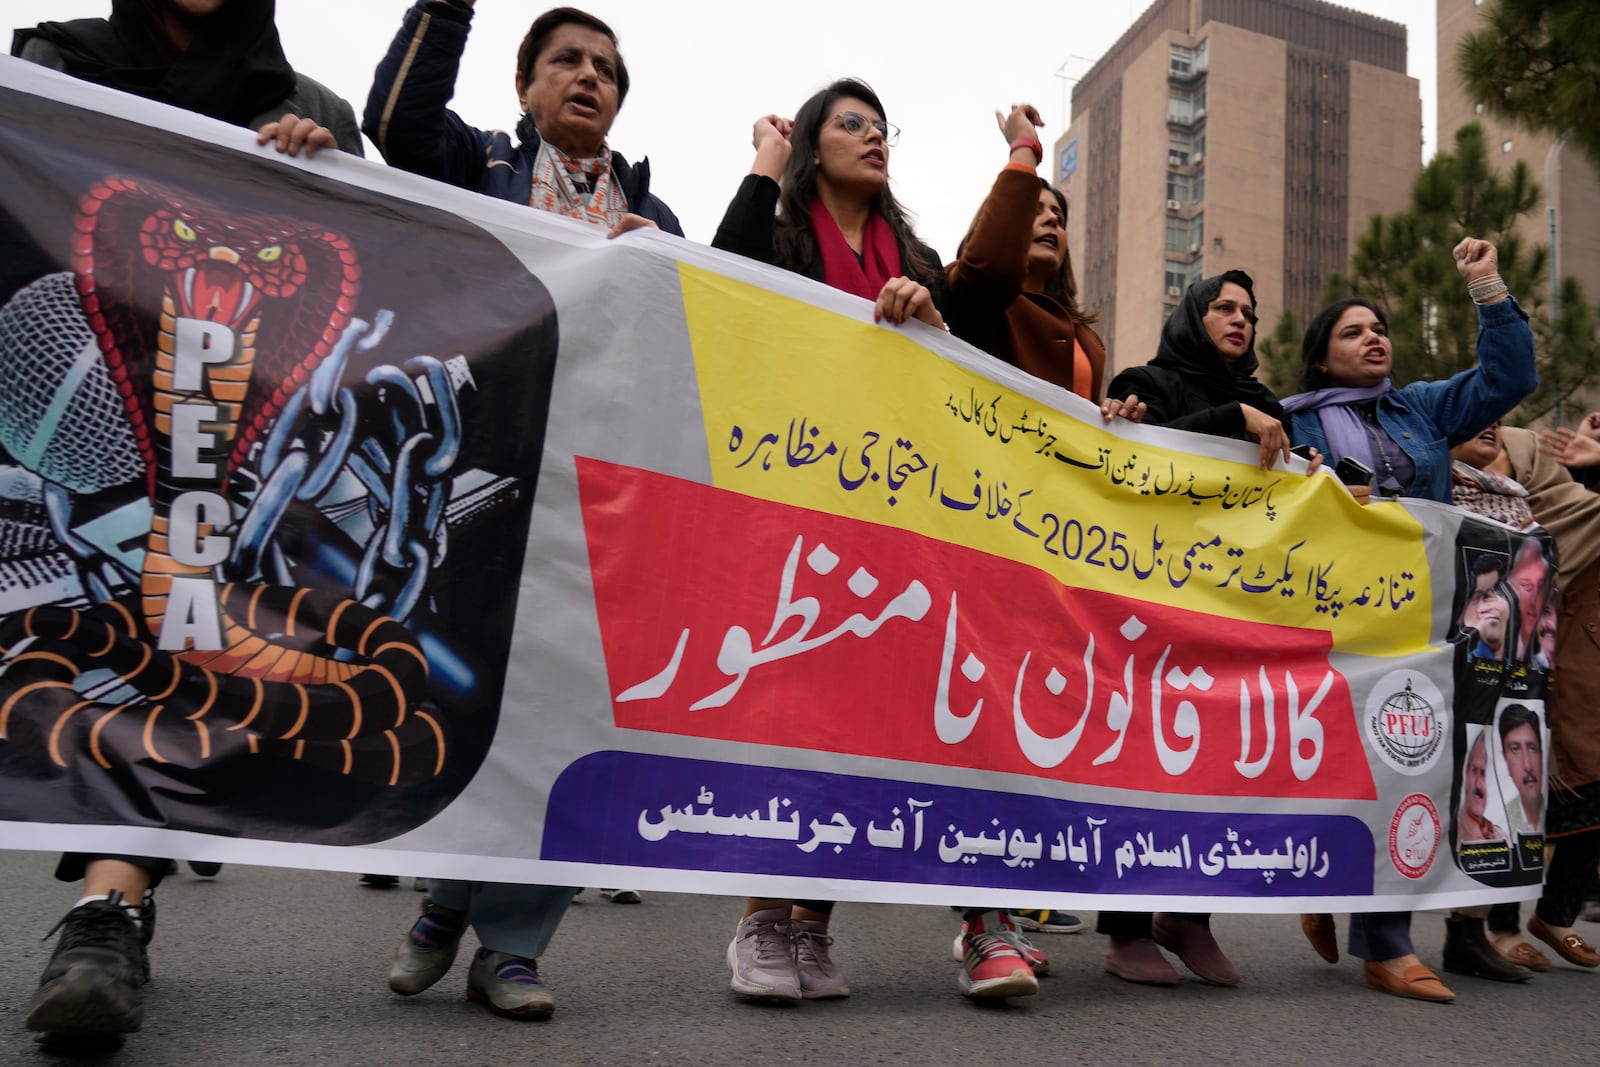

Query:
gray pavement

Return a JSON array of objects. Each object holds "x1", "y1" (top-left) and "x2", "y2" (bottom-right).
[{"x1": 0, "y1": 851, "x2": 1594, "y2": 1065}]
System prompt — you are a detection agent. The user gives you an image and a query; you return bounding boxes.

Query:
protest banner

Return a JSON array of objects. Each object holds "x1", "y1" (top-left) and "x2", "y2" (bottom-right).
[{"x1": 0, "y1": 58, "x2": 1549, "y2": 910}]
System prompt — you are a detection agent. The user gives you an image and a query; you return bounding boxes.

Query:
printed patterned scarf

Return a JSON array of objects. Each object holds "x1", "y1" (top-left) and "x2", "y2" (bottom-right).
[
  {"x1": 529, "y1": 139, "x2": 628, "y2": 229},
  {"x1": 1452, "y1": 460, "x2": 1535, "y2": 529}
]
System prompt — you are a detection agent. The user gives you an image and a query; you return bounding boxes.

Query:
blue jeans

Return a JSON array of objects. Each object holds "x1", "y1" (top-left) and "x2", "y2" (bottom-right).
[{"x1": 426, "y1": 880, "x2": 576, "y2": 960}]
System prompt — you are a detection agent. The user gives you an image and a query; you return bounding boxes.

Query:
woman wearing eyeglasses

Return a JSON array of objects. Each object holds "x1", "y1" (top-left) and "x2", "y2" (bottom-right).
[
  {"x1": 714, "y1": 77, "x2": 946, "y2": 330},
  {"x1": 711, "y1": 77, "x2": 945, "y2": 1006},
  {"x1": 1107, "y1": 270, "x2": 1293, "y2": 473}
]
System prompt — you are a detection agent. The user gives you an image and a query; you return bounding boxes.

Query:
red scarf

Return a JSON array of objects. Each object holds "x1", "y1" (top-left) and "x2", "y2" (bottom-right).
[{"x1": 808, "y1": 199, "x2": 903, "y2": 301}]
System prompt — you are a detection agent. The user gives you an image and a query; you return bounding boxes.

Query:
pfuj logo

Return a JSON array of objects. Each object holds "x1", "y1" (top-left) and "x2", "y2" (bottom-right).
[{"x1": 1364, "y1": 672, "x2": 1447, "y2": 776}]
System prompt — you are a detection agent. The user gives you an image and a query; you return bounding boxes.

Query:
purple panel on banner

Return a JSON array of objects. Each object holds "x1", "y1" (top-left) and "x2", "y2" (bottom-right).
[{"x1": 544, "y1": 752, "x2": 1374, "y2": 897}]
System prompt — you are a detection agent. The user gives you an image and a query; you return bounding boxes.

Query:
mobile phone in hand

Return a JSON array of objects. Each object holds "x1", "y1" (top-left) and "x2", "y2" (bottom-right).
[{"x1": 1333, "y1": 455, "x2": 1374, "y2": 486}]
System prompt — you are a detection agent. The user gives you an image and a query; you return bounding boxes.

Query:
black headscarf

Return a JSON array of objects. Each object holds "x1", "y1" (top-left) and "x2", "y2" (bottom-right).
[
  {"x1": 1150, "y1": 269, "x2": 1284, "y2": 421},
  {"x1": 13, "y1": 0, "x2": 297, "y2": 129}
]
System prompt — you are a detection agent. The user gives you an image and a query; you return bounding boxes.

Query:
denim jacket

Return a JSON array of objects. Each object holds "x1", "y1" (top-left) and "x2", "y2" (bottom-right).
[{"x1": 1287, "y1": 297, "x2": 1537, "y2": 503}]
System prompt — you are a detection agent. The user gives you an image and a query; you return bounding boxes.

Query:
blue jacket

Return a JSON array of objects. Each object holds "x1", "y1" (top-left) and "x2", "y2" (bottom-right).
[
  {"x1": 363, "y1": 0, "x2": 682, "y2": 235},
  {"x1": 1287, "y1": 297, "x2": 1537, "y2": 503}
]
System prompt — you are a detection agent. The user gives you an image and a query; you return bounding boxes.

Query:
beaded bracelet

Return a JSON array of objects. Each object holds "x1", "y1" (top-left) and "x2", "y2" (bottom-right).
[{"x1": 1468, "y1": 273, "x2": 1509, "y2": 304}]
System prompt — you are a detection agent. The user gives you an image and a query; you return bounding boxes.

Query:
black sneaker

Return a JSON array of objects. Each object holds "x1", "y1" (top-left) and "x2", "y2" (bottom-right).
[{"x1": 25, "y1": 891, "x2": 148, "y2": 1038}]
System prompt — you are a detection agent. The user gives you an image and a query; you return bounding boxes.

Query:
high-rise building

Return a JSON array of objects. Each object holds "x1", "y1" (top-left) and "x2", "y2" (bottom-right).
[
  {"x1": 1054, "y1": 0, "x2": 1420, "y2": 377},
  {"x1": 1437, "y1": 0, "x2": 1600, "y2": 417}
]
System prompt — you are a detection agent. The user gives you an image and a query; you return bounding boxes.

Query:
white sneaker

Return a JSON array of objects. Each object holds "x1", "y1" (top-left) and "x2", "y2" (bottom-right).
[
  {"x1": 794, "y1": 919, "x2": 850, "y2": 999},
  {"x1": 727, "y1": 908, "x2": 801, "y2": 1001}
]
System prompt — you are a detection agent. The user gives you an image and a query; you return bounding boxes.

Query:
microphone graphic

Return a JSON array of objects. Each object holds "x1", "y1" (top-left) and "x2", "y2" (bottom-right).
[{"x1": 0, "y1": 271, "x2": 143, "y2": 495}]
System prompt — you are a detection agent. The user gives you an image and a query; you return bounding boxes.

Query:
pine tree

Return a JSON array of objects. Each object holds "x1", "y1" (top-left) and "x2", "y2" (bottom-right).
[
  {"x1": 1255, "y1": 308, "x2": 1303, "y2": 396},
  {"x1": 1457, "y1": 0, "x2": 1600, "y2": 174}
]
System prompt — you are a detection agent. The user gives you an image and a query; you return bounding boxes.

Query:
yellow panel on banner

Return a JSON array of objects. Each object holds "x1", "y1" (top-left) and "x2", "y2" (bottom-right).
[{"x1": 678, "y1": 263, "x2": 1431, "y2": 657}]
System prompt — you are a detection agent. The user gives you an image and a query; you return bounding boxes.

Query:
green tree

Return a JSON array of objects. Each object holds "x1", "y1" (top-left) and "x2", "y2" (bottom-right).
[
  {"x1": 1457, "y1": 0, "x2": 1600, "y2": 174},
  {"x1": 1320, "y1": 123, "x2": 1598, "y2": 422},
  {"x1": 1255, "y1": 307, "x2": 1302, "y2": 395}
]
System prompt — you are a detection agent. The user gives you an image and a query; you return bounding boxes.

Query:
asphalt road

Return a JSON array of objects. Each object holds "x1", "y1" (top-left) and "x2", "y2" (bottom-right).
[{"x1": 0, "y1": 852, "x2": 1595, "y2": 1065}]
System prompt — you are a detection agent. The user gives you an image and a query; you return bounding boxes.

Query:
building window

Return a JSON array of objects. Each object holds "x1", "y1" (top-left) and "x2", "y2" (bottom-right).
[
  {"x1": 1169, "y1": 41, "x2": 1209, "y2": 81},
  {"x1": 1168, "y1": 87, "x2": 1207, "y2": 125},
  {"x1": 1166, "y1": 218, "x2": 1188, "y2": 251},
  {"x1": 1167, "y1": 214, "x2": 1205, "y2": 254},
  {"x1": 1167, "y1": 129, "x2": 1205, "y2": 167},
  {"x1": 1164, "y1": 260, "x2": 1188, "y2": 297},
  {"x1": 1167, "y1": 171, "x2": 1190, "y2": 203}
]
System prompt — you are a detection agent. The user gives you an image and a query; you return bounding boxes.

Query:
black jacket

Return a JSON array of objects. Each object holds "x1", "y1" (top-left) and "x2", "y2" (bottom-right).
[
  {"x1": 1106, "y1": 271, "x2": 1281, "y2": 440},
  {"x1": 713, "y1": 173, "x2": 947, "y2": 309},
  {"x1": 363, "y1": 0, "x2": 681, "y2": 234}
]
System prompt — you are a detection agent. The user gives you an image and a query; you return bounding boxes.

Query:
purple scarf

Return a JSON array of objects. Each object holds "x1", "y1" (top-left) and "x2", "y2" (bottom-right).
[{"x1": 1280, "y1": 381, "x2": 1393, "y2": 471}]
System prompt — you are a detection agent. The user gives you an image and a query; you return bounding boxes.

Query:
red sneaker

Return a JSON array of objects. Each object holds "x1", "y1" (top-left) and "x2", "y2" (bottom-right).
[{"x1": 955, "y1": 912, "x2": 1040, "y2": 998}]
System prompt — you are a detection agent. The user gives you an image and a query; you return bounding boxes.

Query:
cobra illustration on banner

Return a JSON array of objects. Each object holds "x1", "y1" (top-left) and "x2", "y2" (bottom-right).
[{"x1": 0, "y1": 78, "x2": 556, "y2": 844}]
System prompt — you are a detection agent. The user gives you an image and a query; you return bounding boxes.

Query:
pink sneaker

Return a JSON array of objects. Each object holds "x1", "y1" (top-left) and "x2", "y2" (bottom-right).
[
  {"x1": 952, "y1": 911, "x2": 1049, "y2": 975},
  {"x1": 957, "y1": 911, "x2": 1039, "y2": 999},
  {"x1": 793, "y1": 919, "x2": 850, "y2": 999}
]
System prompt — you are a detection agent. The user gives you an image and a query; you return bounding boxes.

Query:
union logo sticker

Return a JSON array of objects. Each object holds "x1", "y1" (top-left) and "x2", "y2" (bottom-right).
[
  {"x1": 1389, "y1": 793, "x2": 1441, "y2": 879},
  {"x1": 1365, "y1": 672, "x2": 1448, "y2": 777}
]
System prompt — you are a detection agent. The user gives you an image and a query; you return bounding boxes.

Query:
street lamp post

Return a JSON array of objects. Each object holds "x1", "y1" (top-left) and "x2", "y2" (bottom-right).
[{"x1": 1545, "y1": 131, "x2": 1568, "y2": 428}]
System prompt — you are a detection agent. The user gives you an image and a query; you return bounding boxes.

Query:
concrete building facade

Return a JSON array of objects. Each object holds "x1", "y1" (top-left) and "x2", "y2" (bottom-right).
[{"x1": 1055, "y1": 0, "x2": 1421, "y2": 378}]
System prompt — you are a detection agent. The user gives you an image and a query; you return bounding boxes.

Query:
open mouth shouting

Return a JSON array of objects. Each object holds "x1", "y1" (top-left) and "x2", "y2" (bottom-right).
[
  {"x1": 861, "y1": 148, "x2": 886, "y2": 166},
  {"x1": 567, "y1": 91, "x2": 601, "y2": 118}
]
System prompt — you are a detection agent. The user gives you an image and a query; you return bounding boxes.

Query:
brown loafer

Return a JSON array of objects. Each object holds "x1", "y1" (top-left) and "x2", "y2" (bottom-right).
[
  {"x1": 1363, "y1": 961, "x2": 1455, "y2": 1003},
  {"x1": 1493, "y1": 939, "x2": 1551, "y2": 972},
  {"x1": 1153, "y1": 914, "x2": 1240, "y2": 985},
  {"x1": 1104, "y1": 937, "x2": 1179, "y2": 986},
  {"x1": 1301, "y1": 913, "x2": 1338, "y2": 964},
  {"x1": 1528, "y1": 915, "x2": 1600, "y2": 968}
]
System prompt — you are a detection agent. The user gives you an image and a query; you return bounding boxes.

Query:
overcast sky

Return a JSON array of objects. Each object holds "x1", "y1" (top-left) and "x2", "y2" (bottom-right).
[{"x1": 3, "y1": 0, "x2": 1438, "y2": 257}]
